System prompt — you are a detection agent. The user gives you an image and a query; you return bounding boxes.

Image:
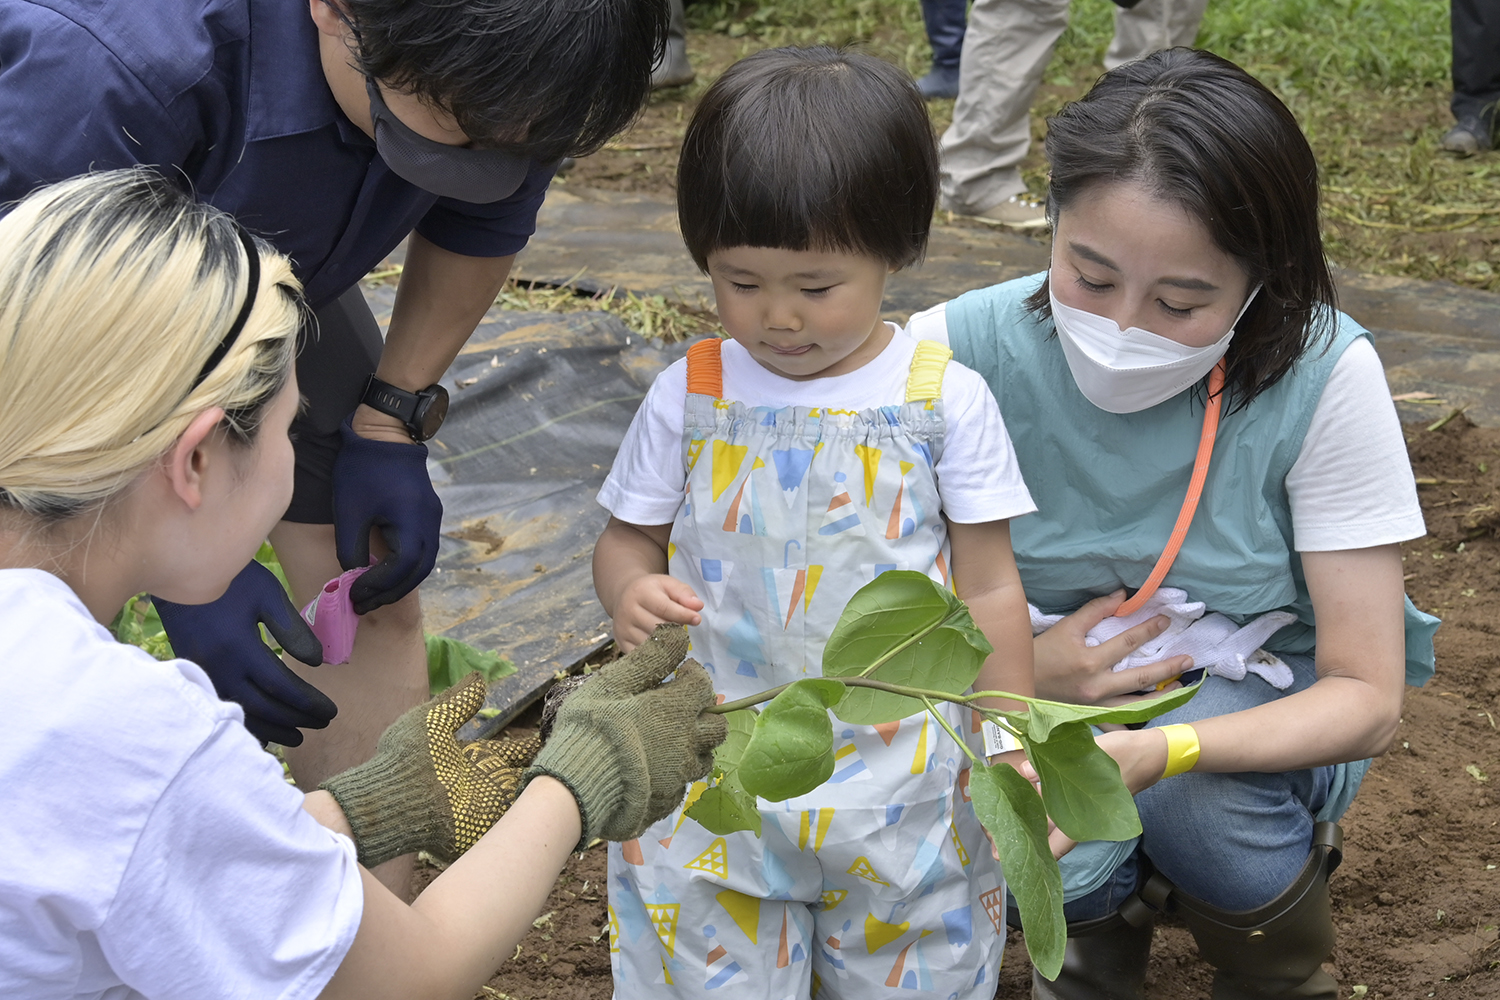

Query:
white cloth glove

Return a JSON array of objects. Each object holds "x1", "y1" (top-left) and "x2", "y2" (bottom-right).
[{"x1": 1030, "y1": 587, "x2": 1298, "y2": 690}]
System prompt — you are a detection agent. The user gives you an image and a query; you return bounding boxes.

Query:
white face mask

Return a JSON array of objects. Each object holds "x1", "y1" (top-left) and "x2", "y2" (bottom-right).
[{"x1": 1050, "y1": 280, "x2": 1260, "y2": 413}]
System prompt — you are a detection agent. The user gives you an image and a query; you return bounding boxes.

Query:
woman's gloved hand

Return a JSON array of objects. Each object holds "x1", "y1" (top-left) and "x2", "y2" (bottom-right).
[
  {"x1": 332, "y1": 417, "x2": 443, "y2": 615},
  {"x1": 526, "y1": 624, "x2": 726, "y2": 847},
  {"x1": 320, "y1": 673, "x2": 541, "y2": 868},
  {"x1": 154, "y1": 559, "x2": 335, "y2": 747}
]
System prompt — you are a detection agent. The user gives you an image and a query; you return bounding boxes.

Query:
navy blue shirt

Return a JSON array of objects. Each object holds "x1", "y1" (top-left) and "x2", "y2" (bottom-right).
[{"x1": 0, "y1": 0, "x2": 554, "y2": 308}]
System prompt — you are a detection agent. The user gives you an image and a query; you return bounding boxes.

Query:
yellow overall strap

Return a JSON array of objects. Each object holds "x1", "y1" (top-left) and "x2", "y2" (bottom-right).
[{"x1": 905, "y1": 339, "x2": 953, "y2": 403}]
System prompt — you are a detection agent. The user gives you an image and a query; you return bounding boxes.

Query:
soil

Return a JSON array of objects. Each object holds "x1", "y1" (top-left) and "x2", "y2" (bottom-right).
[{"x1": 437, "y1": 420, "x2": 1500, "y2": 999}]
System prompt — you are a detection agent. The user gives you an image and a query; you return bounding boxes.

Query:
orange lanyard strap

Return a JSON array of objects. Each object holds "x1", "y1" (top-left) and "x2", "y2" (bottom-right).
[{"x1": 1114, "y1": 359, "x2": 1227, "y2": 618}]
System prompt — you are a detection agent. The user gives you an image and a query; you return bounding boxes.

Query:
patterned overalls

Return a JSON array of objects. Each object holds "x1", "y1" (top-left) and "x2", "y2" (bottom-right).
[{"x1": 607, "y1": 338, "x2": 1005, "y2": 999}]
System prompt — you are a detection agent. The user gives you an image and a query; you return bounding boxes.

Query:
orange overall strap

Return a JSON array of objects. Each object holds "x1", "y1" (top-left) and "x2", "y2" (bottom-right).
[
  {"x1": 685, "y1": 337, "x2": 725, "y2": 398},
  {"x1": 1114, "y1": 359, "x2": 1227, "y2": 618}
]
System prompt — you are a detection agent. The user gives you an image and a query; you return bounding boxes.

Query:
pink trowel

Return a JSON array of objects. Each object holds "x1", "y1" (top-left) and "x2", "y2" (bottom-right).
[{"x1": 300, "y1": 565, "x2": 372, "y2": 665}]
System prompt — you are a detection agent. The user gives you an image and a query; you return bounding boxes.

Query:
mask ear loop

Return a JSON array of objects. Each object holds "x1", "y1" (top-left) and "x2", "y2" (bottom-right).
[{"x1": 1113, "y1": 357, "x2": 1227, "y2": 618}]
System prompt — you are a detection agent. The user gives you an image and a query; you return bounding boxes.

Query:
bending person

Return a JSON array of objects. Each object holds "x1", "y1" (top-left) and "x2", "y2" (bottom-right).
[
  {"x1": 0, "y1": 169, "x2": 724, "y2": 1000},
  {"x1": 907, "y1": 49, "x2": 1436, "y2": 1000}
]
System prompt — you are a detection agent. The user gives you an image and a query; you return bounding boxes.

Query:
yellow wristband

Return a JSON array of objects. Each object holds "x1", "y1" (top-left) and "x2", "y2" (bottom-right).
[{"x1": 1159, "y1": 724, "x2": 1201, "y2": 779}]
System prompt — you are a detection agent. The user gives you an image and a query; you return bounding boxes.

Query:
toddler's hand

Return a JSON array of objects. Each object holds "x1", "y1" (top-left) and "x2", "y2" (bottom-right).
[{"x1": 614, "y1": 574, "x2": 704, "y2": 651}]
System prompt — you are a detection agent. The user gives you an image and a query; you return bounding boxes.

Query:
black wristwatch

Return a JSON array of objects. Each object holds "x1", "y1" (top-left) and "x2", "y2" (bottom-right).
[{"x1": 359, "y1": 375, "x2": 450, "y2": 442}]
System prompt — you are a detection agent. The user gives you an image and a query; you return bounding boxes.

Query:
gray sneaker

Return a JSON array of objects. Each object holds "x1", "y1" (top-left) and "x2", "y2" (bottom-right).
[
  {"x1": 1441, "y1": 117, "x2": 1493, "y2": 156},
  {"x1": 651, "y1": 36, "x2": 695, "y2": 89},
  {"x1": 965, "y1": 194, "x2": 1050, "y2": 231}
]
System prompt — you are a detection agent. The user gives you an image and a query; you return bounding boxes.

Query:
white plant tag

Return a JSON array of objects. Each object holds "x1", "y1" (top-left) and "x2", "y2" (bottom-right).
[{"x1": 982, "y1": 720, "x2": 1021, "y2": 757}]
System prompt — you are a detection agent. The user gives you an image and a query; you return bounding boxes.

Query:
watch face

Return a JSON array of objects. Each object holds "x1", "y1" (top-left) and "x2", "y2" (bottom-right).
[{"x1": 417, "y1": 384, "x2": 450, "y2": 440}]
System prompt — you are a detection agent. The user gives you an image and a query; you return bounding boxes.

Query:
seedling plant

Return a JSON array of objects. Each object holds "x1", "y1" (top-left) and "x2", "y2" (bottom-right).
[{"x1": 684, "y1": 570, "x2": 1198, "y2": 981}]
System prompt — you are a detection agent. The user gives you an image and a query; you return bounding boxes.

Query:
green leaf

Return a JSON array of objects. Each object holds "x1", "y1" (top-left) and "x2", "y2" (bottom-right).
[
  {"x1": 738, "y1": 678, "x2": 844, "y2": 801},
  {"x1": 425, "y1": 633, "x2": 517, "y2": 696},
  {"x1": 1022, "y1": 681, "x2": 1202, "y2": 741},
  {"x1": 971, "y1": 762, "x2": 1066, "y2": 981},
  {"x1": 715, "y1": 709, "x2": 757, "y2": 771},
  {"x1": 254, "y1": 541, "x2": 292, "y2": 595},
  {"x1": 823, "y1": 570, "x2": 992, "y2": 724},
  {"x1": 686, "y1": 781, "x2": 763, "y2": 836},
  {"x1": 1021, "y1": 722, "x2": 1142, "y2": 843},
  {"x1": 112, "y1": 595, "x2": 175, "y2": 661},
  {"x1": 686, "y1": 710, "x2": 764, "y2": 836}
]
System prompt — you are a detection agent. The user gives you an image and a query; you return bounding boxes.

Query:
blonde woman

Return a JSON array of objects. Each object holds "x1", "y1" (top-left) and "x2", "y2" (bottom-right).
[{"x1": 0, "y1": 169, "x2": 724, "y2": 999}]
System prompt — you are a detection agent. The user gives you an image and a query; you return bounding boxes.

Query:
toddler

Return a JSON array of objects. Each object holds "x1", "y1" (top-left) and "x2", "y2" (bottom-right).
[{"x1": 593, "y1": 46, "x2": 1036, "y2": 999}]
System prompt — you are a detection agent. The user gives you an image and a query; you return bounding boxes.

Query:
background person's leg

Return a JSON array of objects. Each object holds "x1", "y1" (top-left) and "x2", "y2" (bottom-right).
[
  {"x1": 1446, "y1": 0, "x2": 1500, "y2": 152},
  {"x1": 277, "y1": 287, "x2": 431, "y2": 899},
  {"x1": 916, "y1": 0, "x2": 969, "y2": 98},
  {"x1": 938, "y1": 0, "x2": 1070, "y2": 220},
  {"x1": 1104, "y1": 0, "x2": 1209, "y2": 71}
]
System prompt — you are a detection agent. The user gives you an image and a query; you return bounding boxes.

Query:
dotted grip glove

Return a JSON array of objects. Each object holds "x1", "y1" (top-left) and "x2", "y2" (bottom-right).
[
  {"x1": 525, "y1": 624, "x2": 726, "y2": 848},
  {"x1": 320, "y1": 674, "x2": 541, "y2": 868}
]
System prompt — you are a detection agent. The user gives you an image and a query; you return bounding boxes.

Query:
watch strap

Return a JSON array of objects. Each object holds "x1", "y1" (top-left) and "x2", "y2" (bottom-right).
[{"x1": 361, "y1": 374, "x2": 425, "y2": 435}]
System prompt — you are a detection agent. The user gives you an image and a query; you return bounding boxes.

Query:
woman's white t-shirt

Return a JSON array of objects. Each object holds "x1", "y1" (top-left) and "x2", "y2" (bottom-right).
[
  {"x1": 599, "y1": 325, "x2": 1037, "y2": 526},
  {"x1": 0, "y1": 569, "x2": 363, "y2": 1000}
]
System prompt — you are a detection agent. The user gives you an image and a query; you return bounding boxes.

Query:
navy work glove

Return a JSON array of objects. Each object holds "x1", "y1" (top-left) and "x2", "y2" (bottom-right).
[
  {"x1": 332, "y1": 416, "x2": 443, "y2": 615},
  {"x1": 154, "y1": 560, "x2": 336, "y2": 747}
]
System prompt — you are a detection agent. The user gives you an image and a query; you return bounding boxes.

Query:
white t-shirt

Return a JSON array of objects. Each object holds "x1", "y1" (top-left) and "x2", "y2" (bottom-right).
[
  {"x1": 0, "y1": 570, "x2": 363, "y2": 1000},
  {"x1": 598, "y1": 325, "x2": 1037, "y2": 526},
  {"x1": 904, "y1": 303, "x2": 1426, "y2": 552}
]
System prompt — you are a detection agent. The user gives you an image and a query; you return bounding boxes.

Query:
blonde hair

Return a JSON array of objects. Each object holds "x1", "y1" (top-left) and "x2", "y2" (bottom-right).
[{"x1": 0, "y1": 169, "x2": 303, "y2": 520}]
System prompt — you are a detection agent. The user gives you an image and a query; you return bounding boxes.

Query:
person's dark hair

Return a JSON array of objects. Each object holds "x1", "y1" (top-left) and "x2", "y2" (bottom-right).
[
  {"x1": 677, "y1": 46, "x2": 939, "y2": 271},
  {"x1": 341, "y1": 0, "x2": 668, "y2": 160},
  {"x1": 1025, "y1": 48, "x2": 1337, "y2": 411}
]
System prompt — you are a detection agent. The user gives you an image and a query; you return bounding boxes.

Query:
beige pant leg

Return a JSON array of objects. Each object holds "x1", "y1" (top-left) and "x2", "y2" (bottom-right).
[
  {"x1": 1104, "y1": 0, "x2": 1210, "y2": 70},
  {"x1": 938, "y1": 0, "x2": 1071, "y2": 215}
]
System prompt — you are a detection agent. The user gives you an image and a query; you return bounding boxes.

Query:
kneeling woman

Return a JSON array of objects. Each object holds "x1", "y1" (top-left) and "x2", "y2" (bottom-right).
[
  {"x1": 908, "y1": 50, "x2": 1434, "y2": 1000},
  {"x1": 0, "y1": 170, "x2": 724, "y2": 999}
]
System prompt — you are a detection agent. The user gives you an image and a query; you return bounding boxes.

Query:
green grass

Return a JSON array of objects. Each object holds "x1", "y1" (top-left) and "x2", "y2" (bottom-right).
[{"x1": 682, "y1": 0, "x2": 1498, "y2": 292}]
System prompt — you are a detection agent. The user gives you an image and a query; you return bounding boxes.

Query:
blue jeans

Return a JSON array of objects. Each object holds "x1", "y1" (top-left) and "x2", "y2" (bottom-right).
[
  {"x1": 1060, "y1": 654, "x2": 1349, "y2": 920},
  {"x1": 920, "y1": 0, "x2": 968, "y2": 70}
]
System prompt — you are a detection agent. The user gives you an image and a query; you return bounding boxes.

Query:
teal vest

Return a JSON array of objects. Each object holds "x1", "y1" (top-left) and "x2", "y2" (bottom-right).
[{"x1": 945, "y1": 274, "x2": 1437, "y2": 686}]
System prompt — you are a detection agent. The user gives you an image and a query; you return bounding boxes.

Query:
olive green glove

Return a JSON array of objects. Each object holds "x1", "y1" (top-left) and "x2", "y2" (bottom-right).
[
  {"x1": 525, "y1": 624, "x2": 726, "y2": 847},
  {"x1": 320, "y1": 674, "x2": 540, "y2": 868}
]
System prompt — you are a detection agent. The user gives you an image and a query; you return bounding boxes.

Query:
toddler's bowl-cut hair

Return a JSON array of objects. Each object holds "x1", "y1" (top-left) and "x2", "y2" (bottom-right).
[{"x1": 678, "y1": 46, "x2": 939, "y2": 272}]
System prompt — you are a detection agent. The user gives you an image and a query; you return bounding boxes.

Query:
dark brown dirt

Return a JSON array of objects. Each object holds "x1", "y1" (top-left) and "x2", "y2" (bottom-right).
[{"x1": 437, "y1": 421, "x2": 1500, "y2": 999}]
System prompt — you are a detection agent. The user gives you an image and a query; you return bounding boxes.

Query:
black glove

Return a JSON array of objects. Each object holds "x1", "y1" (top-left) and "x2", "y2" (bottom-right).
[
  {"x1": 155, "y1": 560, "x2": 335, "y2": 746},
  {"x1": 332, "y1": 417, "x2": 443, "y2": 614}
]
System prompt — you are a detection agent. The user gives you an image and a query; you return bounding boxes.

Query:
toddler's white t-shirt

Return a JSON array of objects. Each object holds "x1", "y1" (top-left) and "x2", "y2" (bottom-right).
[
  {"x1": 0, "y1": 569, "x2": 363, "y2": 1000},
  {"x1": 599, "y1": 325, "x2": 1037, "y2": 526}
]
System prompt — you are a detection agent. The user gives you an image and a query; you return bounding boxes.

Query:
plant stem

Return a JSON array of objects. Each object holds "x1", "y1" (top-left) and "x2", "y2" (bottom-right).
[
  {"x1": 707, "y1": 676, "x2": 1032, "y2": 714},
  {"x1": 923, "y1": 696, "x2": 981, "y2": 765}
]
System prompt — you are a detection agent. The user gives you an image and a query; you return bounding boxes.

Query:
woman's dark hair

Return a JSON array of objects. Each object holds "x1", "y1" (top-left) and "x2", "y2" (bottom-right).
[
  {"x1": 342, "y1": 0, "x2": 668, "y2": 160},
  {"x1": 1026, "y1": 48, "x2": 1337, "y2": 410},
  {"x1": 677, "y1": 46, "x2": 939, "y2": 271}
]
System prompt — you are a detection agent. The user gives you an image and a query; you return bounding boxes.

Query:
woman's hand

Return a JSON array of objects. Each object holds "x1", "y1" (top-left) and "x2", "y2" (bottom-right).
[
  {"x1": 613, "y1": 573, "x2": 704, "y2": 651},
  {"x1": 1033, "y1": 589, "x2": 1194, "y2": 704},
  {"x1": 1016, "y1": 728, "x2": 1169, "y2": 858}
]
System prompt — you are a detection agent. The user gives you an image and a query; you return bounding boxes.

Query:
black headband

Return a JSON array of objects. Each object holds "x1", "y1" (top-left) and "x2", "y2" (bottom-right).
[{"x1": 190, "y1": 225, "x2": 261, "y2": 390}]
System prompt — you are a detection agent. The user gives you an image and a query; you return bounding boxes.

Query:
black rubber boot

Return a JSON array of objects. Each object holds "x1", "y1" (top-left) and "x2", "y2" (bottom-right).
[
  {"x1": 1031, "y1": 909, "x2": 1154, "y2": 1000},
  {"x1": 1173, "y1": 823, "x2": 1344, "y2": 1000}
]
